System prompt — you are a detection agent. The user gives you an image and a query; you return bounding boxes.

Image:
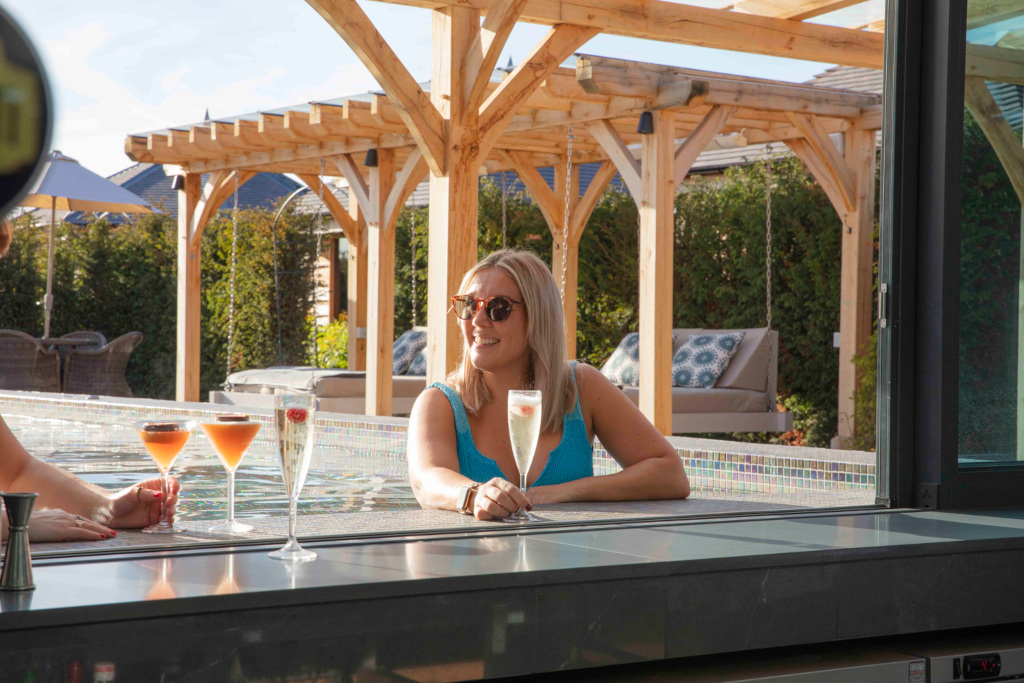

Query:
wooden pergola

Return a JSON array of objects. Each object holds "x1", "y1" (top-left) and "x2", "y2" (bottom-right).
[{"x1": 125, "y1": 0, "x2": 1024, "y2": 442}]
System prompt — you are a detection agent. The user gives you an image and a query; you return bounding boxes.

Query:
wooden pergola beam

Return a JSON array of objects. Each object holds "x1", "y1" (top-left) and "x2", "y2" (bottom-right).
[
  {"x1": 306, "y1": 0, "x2": 447, "y2": 175},
  {"x1": 787, "y1": 112, "x2": 856, "y2": 211},
  {"x1": 295, "y1": 173, "x2": 359, "y2": 242},
  {"x1": 966, "y1": 43, "x2": 1024, "y2": 87},
  {"x1": 478, "y1": 24, "x2": 600, "y2": 148},
  {"x1": 585, "y1": 119, "x2": 642, "y2": 203},
  {"x1": 577, "y1": 55, "x2": 880, "y2": 118},
  {"x1": 464, "y1": 0, "x2": 531, "y2": 110},
  {"x1": 967, "y1": 0, "x2": 1024, "y2": 30},
  {"x1": 731, "y1": 0, "x2": 863, "y2": 21},
  {"x1": 674, "y1": 105, "x2": 736, "y2": 187},
  {"x1": 504, "y1": 150, "x2": 563, "y2": 229},
  {"x1": 380, "y1": 0, "x2": 885, "y2": 69},
  {"x1": 964, "y1": 76, "x2": 1024, "y2": 205}
]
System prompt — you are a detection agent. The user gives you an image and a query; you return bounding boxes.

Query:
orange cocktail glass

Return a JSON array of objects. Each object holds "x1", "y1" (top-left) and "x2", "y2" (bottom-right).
[
  {"x1": 201, "y1": 415, "x2": 261, "y2": 534},
  {"x1": 135, "y1": 419, "x2": 195, "y2": 533}
]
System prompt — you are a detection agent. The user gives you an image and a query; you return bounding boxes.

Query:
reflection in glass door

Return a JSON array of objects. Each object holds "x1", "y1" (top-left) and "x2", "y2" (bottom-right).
[{"x1": 960, "y1": 0, "x2": 1024, "y2": 467}]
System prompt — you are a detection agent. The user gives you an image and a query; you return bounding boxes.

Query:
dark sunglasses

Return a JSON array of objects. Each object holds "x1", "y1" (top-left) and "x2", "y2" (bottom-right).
[{"x1": 451, "y1": 295, "x2": 524, "y2": 322}]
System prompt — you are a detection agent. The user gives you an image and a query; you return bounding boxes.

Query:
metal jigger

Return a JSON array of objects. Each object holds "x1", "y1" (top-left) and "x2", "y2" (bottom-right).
[{"x1": 0, "y1": 493, "x2": 37, "y2": 591}]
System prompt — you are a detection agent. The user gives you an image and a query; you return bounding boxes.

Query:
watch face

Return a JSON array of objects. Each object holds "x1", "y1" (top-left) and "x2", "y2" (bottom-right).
[{"x1": 458, "y1": 486, "x2": 471, "y2": 512}]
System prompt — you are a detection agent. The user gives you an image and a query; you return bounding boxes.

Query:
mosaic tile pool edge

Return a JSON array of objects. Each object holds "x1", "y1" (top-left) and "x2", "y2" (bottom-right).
[{"x1": 0, "y1": 392, "x2": 875, "y2": 496}]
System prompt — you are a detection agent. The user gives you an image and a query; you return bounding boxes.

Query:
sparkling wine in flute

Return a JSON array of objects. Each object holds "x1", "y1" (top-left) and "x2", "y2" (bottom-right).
[
  {"x1": 507, "y1": 390, "x2": 542, "y2": 522},
  {"x1": 275, "y1": 404, "x2": 314, "y2": 497},
  {"x1": 269, "y1": 395, "x2": 317, "y2": 561}
]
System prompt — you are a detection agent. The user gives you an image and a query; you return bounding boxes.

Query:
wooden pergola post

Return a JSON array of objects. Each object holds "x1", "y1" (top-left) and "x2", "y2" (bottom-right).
[
  {"x1": 638, "y1": 110, "x2": 676, "y2": 435},
  {"x1": 366, "y1": 148, "x2": 397, "y2": 415},
  {"x1": 335, "y1": 148, "x2": 429, "y2": 414},
  {"x1": 786, "y1": 113, "x2": 875, "y2": 445},
  {"x1": 426, "y1": 6, "x2": 482, "y2": 383},
  {"x1": 175, "y1": 169, "x2": 256, "y2": 402},
  {"x1": 176, "y1": 172, "x2": 202, "y2": 402},
  {"x1": 347, "y1": 195, "x2": 368, "y2": 371}
]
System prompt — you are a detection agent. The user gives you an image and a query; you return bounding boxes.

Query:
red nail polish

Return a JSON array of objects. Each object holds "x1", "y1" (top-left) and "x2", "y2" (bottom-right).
[
  {"x1": 110, "y1": 531, "x2": 116, "y2": 536},
  {"x1": 100, "y1": 535, "x2": 106, "y2": 539}
]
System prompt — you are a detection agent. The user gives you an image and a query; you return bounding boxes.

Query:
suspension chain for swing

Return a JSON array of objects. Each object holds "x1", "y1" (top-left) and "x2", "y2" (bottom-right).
[
  {"x1": 763, "y1": 144, "x2": 775, "y2": 411},
  {"x1": 226, "y1": 171, "x2": 240, "y2": 378},
  {"x1": 500, "y1": 169, "x2": 508, "y2": 250},
  {"x1": 560, "y1": 124, "x2": 574, "y2": 303},
  {"x1": 411, "y1": 209, "x2": 417, "y2": 327},
  {"x1": 311, "y1": 157, "x2": 325, "y2": 369}
]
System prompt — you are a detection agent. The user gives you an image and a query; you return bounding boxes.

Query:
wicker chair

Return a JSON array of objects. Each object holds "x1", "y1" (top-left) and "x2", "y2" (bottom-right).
[
  {"x1": 53, "y1": 330, "x2": 108, "y2": 363},
  {"x1": 0, "y1": 330, "x2": 62, "y2": 392},
  {"x1": 62, "y1": 332, "x2": 143, "y2": 397}
]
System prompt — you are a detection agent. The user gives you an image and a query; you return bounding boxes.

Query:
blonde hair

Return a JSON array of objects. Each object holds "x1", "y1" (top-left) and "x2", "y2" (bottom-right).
[
  {"x1": 0, "y1": 219, "x2": 11, "y2": 257},
  {"x1": 448, "y1": 249, "x2": 575, "y2": 433}
]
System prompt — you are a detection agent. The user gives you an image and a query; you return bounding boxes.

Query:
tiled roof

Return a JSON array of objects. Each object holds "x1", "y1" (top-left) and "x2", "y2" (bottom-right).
[{"x1": 64, "y1": 164, "x2": 301, "y2": 224}]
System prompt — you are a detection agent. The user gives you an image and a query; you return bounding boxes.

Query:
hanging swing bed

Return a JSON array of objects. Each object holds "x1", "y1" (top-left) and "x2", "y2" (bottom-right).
[
  {"x1": 213, "y1": 159, "x2": 429, "y2": 415},
  {"x1": 597, "y1": 145, "x2": 793, "y2": 435}
]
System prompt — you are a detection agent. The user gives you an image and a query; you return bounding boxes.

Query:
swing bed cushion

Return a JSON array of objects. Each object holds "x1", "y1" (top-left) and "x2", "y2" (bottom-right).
[{"x1": 611, "y1": 327, "x2": 793, "y2": 433}]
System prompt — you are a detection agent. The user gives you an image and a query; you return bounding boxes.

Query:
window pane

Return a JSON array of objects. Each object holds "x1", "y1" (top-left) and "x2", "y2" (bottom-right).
[{"x1": 960, "y1": 1, "x2": 1024, "y2": 467}]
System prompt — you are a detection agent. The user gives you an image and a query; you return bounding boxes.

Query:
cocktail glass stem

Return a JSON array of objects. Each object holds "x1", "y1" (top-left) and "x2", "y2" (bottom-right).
[
  {"x1": 226, "y1": 470, "x2": 236, "y2": 525},
  {"x1": 288, "y1": 496, "x2": 298, "y2": 543},
  {"x1": 161, "y1": 471, "x2": 171, "y2": 525}
]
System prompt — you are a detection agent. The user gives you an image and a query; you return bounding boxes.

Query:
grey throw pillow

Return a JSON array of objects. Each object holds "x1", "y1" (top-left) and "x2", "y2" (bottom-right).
[
  {"x1": 405, "y1": 348, "x2": 427, "y2": 376},
  {"x1": 600, "y1": 332, "x2": 640, "y2": 386},
  {"x1": 393, "y1": 330, "x2": 427, "y2": 375},
  {"x1": 672, "y1": 331, "x2": 745, "y2": 388}
]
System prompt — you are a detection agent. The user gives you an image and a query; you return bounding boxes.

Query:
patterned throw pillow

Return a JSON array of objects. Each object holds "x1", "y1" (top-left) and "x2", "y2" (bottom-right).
[
  {"x1": 600, "y1": 332, "x2": 641, "y2": 386},
  {"x1": 405, "y1": 348, "x2": 427, "y2": 376},
  {"x1": 672, "y1": 331, "x2": 745, "y2": 388},
  {"x1": 392, "y1": 330, "x2": 427, "y2": 375}
]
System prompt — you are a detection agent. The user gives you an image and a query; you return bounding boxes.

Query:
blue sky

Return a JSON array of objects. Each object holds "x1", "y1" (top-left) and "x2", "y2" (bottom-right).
[{"x1": 7, "y1": 0, "x2": 884, "y2": 177}]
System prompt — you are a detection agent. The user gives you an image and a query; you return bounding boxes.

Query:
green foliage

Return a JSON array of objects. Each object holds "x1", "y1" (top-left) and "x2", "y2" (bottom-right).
[
  {"x1": 315, "y1": 312, "x2": 349, "y2": 369},
  {"x1": 850, "y1": 329, "x2": 878, "y2": 452},
  {"x1": 0, "y1": 207, "x2": 317, "y2": 399},
  {"x1": 200, "y1": 208, "x2": 318, "y2": 396}
]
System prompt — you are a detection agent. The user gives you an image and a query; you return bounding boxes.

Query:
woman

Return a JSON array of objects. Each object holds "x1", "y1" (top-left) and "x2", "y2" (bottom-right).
[
  {"x1": 408, "y1": 249, "x2": 690, "y2": 520},
  {"x1": 0, "y1": 219, "x2": 178, "y2": 541}
]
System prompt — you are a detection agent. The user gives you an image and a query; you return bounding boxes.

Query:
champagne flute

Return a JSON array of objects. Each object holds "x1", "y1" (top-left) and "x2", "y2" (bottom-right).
[
  {"x1": 269, "y1": 394, "x2": 317, "y2": 561},
  {"x1": 135, "y1": 419, "x2": 195, "y2": 533},
  {"x1": 507, "y1": 390, "x2": 542, "y2": 522},
  {"x1": 201, "y1": 414, "x2": 261, "y2": 534}
]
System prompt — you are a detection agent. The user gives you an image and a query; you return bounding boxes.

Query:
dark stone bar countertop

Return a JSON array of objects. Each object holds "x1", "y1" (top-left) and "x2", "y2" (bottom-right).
[{"x1": 5, "y1": 505, "x2": 1024, "y2": 680}]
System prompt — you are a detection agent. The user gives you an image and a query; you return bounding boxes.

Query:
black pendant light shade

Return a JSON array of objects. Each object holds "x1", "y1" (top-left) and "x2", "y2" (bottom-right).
[
  {"x1": 636, "y1": 111, "x2": 654, "y2": 135},
  {"x1": 364, "y1": 148, "x2": 379, "y2": 167}
]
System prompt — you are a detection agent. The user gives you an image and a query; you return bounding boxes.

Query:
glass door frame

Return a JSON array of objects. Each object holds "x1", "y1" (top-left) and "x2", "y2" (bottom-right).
[{"x1": 882, "y1": 0, "x2": 1024, "y2": 508}]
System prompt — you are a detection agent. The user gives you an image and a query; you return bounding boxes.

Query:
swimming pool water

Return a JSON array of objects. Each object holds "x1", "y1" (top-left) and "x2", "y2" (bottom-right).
[{"x1": 6, "y1": 414, "x2": 420, "y2": 523}]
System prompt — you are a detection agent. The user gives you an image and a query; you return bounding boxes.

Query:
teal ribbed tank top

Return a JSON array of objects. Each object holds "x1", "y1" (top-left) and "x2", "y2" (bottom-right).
[{"x1": 429, "y1": 362, "x2": 594, "y2": 486}]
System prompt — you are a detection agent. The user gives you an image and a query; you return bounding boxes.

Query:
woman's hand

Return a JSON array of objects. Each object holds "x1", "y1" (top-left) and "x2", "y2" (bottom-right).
[
  {"x1": 28, "y1": 509, "x2": 113, "y2": 542},
  {"x1": 473, "y1": 477, "x2": 531, "y2": 520},
  {"x1": 519, "y1": 484, "x2": 568, "y2": 506},
  {"x1": 104, "y1": 477, "x2": 180, "y2": 529}
]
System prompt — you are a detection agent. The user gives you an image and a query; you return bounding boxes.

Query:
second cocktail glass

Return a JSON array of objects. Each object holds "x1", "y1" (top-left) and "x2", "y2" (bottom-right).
[
  {"x1": 201, "y1": 414, "x2": 261, "y2": 534},
  {"x1": 269, "y1": 394, "x2": 317, "y2": 562},
  {"x1": 507, "y1": 389, "x2": 542, "y2": 522},
  {"x1": 135, "y1": 419, "x2": 195, "y2": 533}
]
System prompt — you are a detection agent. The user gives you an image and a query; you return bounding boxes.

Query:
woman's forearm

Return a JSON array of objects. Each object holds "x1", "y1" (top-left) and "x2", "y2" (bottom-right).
[
  {"x1": 553, "y1": 454, "x2": 690, "y2": 503},
  {"x1": 412, "y1": 466, "x2": 477, "y2": 511},
  {"x1": 5, "y1": 456, "x2": 112, "y2": 519}
]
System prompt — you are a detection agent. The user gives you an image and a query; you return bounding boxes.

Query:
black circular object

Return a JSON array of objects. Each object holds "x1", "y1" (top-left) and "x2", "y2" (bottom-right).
[{"x1": 0, "y1": 6, "x2": 53, "y2": 216}]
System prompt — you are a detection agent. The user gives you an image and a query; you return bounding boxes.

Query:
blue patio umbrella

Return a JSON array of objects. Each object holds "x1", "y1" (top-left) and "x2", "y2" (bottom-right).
[{"x1": 19, "y1": 151, "x2": 157, "y2": 337}]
